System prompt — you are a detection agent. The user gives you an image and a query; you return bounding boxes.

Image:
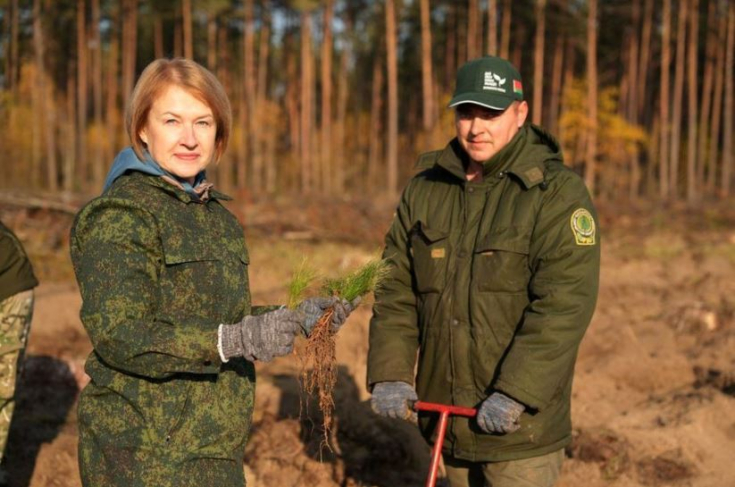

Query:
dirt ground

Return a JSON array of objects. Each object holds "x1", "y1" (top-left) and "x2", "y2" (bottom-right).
[{"x1": 1, "y1": 199, "x2": 734, "y2": 487}]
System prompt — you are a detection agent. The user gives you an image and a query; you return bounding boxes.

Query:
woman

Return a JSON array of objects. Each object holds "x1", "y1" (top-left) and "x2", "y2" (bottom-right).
[{"x1": 71, "y1": 58, "x2": 353, "y2": 486}]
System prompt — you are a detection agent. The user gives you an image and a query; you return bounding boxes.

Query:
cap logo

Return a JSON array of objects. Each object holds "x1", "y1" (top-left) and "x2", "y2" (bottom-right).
[{"x1": 483, "y1": 71, "x2": 507, "y2": 93}]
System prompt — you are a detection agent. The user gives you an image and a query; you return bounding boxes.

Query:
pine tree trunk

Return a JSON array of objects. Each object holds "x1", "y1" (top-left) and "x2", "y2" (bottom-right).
[
  {"x1": 368, "y1": 53, "x2": 384, "y2": 194},
  {"x1": 256, "y1": 12, "x2": 271, "y2": 193},
  {"x1": 420, "y1": 0, "x2": 435, "y2": 131},
  {"x1": 207, "y1": 14, "x2": 216, "y2": 71},
  {"x1": 33, "y1": 0, "x2": 57, "y2": 191},
  {"x1": 548, "y1": 35, "x2": 564, "y2": 135},
  {"x1": 696, "y1": 0, "x2": 717, "y2": 191},
  {"x1": 628, "y1": 0, "x2": 641, "y2": 200},
  {"x1": 386, "y1": 0, "x2": 399, "y2": 196},
  {"x1": 9, "y1": 0, "x2": 19, "y2": 94},
  {"x1": 334, "y1": 24, "x2": 350, "y2": 194},
  {"x1": 487, "y1": 0, "x2": 497, "y2": 55},
  {"x1": 467, "y1": 0, "x2": 479, "y2": 60},
  {"x1": 686, "y1": 0, "x2": 699, "y2": 203},
  {"x1": 321, "y1": 0, "x2": 334, "y2": 193},
  {"x1": 300, "y1": 10, "x2": 314, "y2": 193},
  {"x1": 243, "y1": 0, "x2": 257, "y2": 189},
  {"x1": 444, "y1": 4, "x2": 456, "y2": 92},
  {"x1": 532, "y1": 0, "x2": 546, "y2": 126},
  {"x1": 183, "y1": 0, "x2": 193, "y2": 60},
  {"x1": 76, "y1": 0, "x2": 87, "y2": 191},
  {"x1": 637, "y1": 0, "x2": 654, "y2": 121},
  {"x1": 706, "y1": 10, "x2": 727, "y2": 194},
  {"x1": 659, "y1": 0, "x2": 671, "y2": 199},
  {"x1": 154, "y1": 14, "x2": 164, "y2": 59},
  {"x1": 721, "y1": 3, "x2": 734, "y2": 196},
  {"x1": 670, "y1": 0, "x2": 688, "y2": 199},
  {"x1": 122, "y1": 0, "x2": 137, "y2": 108},
  {"x1": 105, "y1": 3, "x2": 120, "y2": 170},
  {"x1": 65, "y1": 64, "x2": 77, "y2": 193},
  {"x1": 500, "y1": 0, "x2": 511, "y2": 60},
  {"x1": 91, "y1": 0, "x2": 102, "y2": 190},
  {"x1": 585, "y1": 0, "x2": 598, "y2": 194}
]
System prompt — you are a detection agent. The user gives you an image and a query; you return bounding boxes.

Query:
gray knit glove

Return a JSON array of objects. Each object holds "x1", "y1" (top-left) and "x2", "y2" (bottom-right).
[
  {"x1": 476, "y1": 392, "x2": 525, "y2": 434},
  {"x1": 370, "y1": 381, "x2": 418, "y2": 421},
  {"x1": 220, "y1": 308, "x2": 303, "y2": 362},
  {"x1": 297, "y1": 296, "x2": 361, "y2": 336}
]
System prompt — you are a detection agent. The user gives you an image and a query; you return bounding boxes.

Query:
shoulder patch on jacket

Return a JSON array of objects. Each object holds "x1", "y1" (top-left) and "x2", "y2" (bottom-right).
[{"x1": 570, "y1": 208, "x2": 596, "y2": 245}]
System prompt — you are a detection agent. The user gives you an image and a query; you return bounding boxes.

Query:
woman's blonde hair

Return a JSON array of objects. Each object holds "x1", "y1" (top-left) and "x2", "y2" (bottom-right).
[{"x1": 125, "y1": 58, "x2": 232, "y2": 163}]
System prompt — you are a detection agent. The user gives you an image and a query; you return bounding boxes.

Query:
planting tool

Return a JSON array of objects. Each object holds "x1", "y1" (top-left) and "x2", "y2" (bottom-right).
[{"x1": 413, "y1": 401, "x2": 477, "y2": 487}]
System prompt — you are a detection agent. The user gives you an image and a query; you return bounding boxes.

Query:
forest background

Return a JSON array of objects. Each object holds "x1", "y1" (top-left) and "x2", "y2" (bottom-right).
[{"x1": 0, "y1": 0, "x2": 734, "y2": 203}]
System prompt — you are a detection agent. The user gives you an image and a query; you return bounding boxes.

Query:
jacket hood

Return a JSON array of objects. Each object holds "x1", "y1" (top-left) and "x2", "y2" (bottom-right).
[{"x1": 102, "y1": 147, "x2": 207, "y2": 196}]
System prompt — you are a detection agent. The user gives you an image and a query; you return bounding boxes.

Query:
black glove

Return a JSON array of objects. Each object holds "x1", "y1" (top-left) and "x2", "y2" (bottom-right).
[
  {"x1": 297, "y1": 296, "x2": 361, "y2": 335},
  {"x1": 220, "y1": 308, "x2": 303, "y2": 362},
  {"x1": 476, "y1": 392, "x2": 525, "y2": 434},
  {"x1": 370, "y1": 381, "x2": 418, "y2": 421}
]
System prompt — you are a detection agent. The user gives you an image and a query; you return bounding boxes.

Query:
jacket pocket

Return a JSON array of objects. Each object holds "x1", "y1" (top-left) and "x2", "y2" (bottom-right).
[
  {"x1": 473, "y1": 229, "x2": 531, "y2": 293},
  {"x1": 410, "y1": 221, "x2": 450, "y2": 294}
]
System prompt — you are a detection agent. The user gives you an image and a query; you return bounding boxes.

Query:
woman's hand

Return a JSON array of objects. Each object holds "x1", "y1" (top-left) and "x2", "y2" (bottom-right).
[{"x1": 220, "y1": 308, "x2": 303, "y2": 362}]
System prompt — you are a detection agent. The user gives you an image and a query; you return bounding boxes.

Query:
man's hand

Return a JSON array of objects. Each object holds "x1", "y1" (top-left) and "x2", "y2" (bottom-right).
[
  {"x1": 298, "y1": 296, "x2": 361, "y2": 335},
  {"x1": 476, "y1": 392, "x2": 525, "y2": 434},
  {"x1": 220, "y1": 308, "x2": 303, "y2": 362},
  {"x1": 370, "y1": 381, "x2": 417, "y2": 421}
]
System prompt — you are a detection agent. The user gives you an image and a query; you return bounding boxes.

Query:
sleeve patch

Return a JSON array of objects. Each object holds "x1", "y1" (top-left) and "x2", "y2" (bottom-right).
[{"x1": 570, "y1": 208, "x2": 596, "y2": 246}]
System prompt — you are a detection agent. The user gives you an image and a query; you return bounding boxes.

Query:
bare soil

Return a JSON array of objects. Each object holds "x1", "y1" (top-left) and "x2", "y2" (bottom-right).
[{"x1": 2, "y1": 200, "x2": 735, "y2": 487}]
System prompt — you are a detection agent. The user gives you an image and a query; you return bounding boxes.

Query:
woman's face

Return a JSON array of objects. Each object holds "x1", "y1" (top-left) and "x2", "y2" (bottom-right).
[{"x1": 139, "y1": 85, "x2": 216, "y2": 183}]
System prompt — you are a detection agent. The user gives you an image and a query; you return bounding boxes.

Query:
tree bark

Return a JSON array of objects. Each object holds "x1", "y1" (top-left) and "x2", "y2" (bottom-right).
[
  {"x1": 243, "y1": 0, "x2": 256, "y2": 189},
  {"x1": 669, "y1": 0, "x2": 688, "y2": 199},
  {"x1": 122, "y1": 0, "x2": 138, "y2": 108},
  {"x1": 420, "y1": 0, "x2": 435, "y2": 131},
  {"x1": 721, "y1": 3, "x2": 734, "y2": 196},
  {"x1": 334, "y1": 18, "x2": 351, "y2": 194},
  {"x1": 182, "y1": 0, "x2": 193, "y2": 59},
  {"x1": 91, "y1": 0, "x2": 102, "y2": 187},
  {"x1": 321, "y1": 0, "x2": 334, "y2": 192},
  {"x1": 300, "y1": 10, "x2": 315, "y2": 192},
  {"x1": 706, "y1": 8, "x2": 727, "y2": 193},
  {"x1": 686, "y1": 0, "x2": 699, "y2": 203},
  {"x1": 532, "y1": 0, "x2": 546, "y2": 126},
  {"x1": 548, "y1": 35, "x2": 564, "y2": 135},
  {"x1": 444, "y1": 3, "x2": 456, "y2": 92},
  {"x1": 76, "y1": 0, "x2": 87, "y2": 190},
  {"x1": 386, "y1": 0, "x2": 399, "y2": 196},
  {"x1": 33, "y1": 0, "x2": 57, "y2": 191},
  {"x1": 487, "y1": 0, "x2": 497, "y2": 55},
  {"x1": 628, "y1": 0, "x2": 641, "y2": 199},
  {"x1": 500, "y1": 0, "x2": 511, "y2": 60},
  {"x1": 154, "y1": 13, "x2": 164, "y2": 59},
  {"x1": 368, "y1": 53, "x2": 384, "y2": 194},
  {"x1": 9, "y1": 0, "x2": 19, "y2": 94},
  {"x1": 637, "y1": 0, "x2": 654, "y2": 121},
  {"x1": 696, "y1": 0, "x2": 716, "y2": 192},
  {"x1": 105, "y1": 2, "x2": 120, "y2": 171},
  {"x1": 467, "y1": 0, "x2": 479, "y2": 60},
  {"x1": 660, "y1": 0, "x2": 672, "y2": 198},
  {"x1": 585, "y1": 0, "x2": 598, "y2": 194},
  {"x1": 207, "y1": 13, "x2": 217, "y2": 71}
]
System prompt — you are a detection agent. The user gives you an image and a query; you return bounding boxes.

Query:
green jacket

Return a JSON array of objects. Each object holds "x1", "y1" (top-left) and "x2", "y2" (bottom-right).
[
  {"x1": 71, "y1": 172, "x2": 254, "y2": 487},
  {"x1": 0, "y1": 221, "x2": 38, "y2": 302},
  {"x1": 367, "y1": 125, "x2": 600, "y2": 462}
]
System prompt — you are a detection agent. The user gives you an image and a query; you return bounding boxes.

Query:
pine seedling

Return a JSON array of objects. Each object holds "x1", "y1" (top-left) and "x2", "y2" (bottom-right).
[{"x1": 286, "y1": 261, "x2": 318, "y2": 310}]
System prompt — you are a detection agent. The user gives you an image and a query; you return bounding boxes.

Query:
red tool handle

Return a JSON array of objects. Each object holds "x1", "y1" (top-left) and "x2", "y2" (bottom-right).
[{"x1": 413, "y1": 401, "x2": 477, "y2": 487}]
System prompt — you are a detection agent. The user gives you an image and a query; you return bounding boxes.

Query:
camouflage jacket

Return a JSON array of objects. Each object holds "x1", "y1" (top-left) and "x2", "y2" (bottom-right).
[
  {"x1": 71, "y1": 172, "x2": 254, "y2": 486},
  {"x1": 368, "y1": 125, "x2": 600, "y2": 462}
]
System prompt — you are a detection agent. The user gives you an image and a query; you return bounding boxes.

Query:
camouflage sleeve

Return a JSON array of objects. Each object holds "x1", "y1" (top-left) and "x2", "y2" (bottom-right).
[
  {"x1": 71, "y1": 198, "x2": 222, "y2": 379},
  {"x1": 494, "y1": 174, "x2": 600, "y2": 410},
  {"x1": 367, "y1": 183, "x2": 420, "y2": 389}
]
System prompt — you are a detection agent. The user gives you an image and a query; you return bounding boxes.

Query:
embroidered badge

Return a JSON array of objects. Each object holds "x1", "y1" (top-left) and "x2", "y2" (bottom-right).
[
  {"x1": 524, "y1": 167, "x2": 544, "y2": 184},
  {"x1": 431, "y1": 248, "x2": 446, "y2": 259},
  {"x1": 513, "y1": 79, "x2": 523, "y2": 96},
  {"x1": 570, "y1": 208, "x2": 596, "y2": 246}
]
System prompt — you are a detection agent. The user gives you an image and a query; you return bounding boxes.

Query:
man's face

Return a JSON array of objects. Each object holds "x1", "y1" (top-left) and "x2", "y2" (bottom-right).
[{"x1": 455, "y1": 101, "x2": 529, "y2": 163}]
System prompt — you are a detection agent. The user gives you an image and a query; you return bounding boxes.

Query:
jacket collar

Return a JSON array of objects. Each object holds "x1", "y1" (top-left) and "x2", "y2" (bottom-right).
[
  {"x1": 432, "y1": 125, "x2": 555, "y2": 190},
  {"x1": 138, "y1": 173, "x2": 233, "y2": 203}
]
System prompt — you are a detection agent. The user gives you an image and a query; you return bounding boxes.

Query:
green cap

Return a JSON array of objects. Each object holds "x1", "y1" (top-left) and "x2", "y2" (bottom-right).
[{"x1": 449, "y1": 56, "x2": 524, "y2": 110}]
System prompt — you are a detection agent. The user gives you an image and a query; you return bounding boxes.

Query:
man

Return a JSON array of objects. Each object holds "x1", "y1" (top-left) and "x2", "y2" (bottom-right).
[
  {"x1": 0, "y1": 221, "x2": 38, "y2": 464},
  {"x1": 367, "y1": 55, "x2": 600, "y2": 487}
]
